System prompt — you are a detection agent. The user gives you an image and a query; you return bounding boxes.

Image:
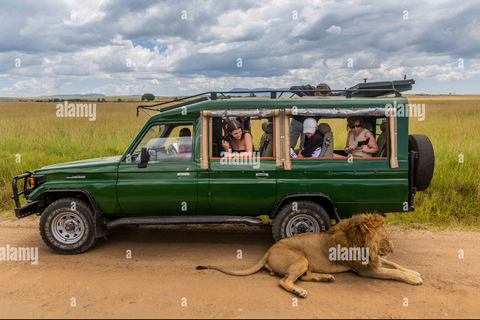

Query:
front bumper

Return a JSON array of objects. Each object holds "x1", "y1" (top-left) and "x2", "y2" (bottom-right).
[{"x1": 12, "y1": 171, "x2": 40, "y2": 218}]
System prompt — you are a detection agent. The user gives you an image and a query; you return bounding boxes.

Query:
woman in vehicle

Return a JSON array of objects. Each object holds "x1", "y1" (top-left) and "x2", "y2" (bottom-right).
[
  {"x1": 344, "y1": 117, "x2": 379, "y2": 157},
  {"x1": 221, "y1": 120, "x2": 253, "y2": 158},
  {"x1": 222, "y1": 116, "x2": 252, "y2": 136}
]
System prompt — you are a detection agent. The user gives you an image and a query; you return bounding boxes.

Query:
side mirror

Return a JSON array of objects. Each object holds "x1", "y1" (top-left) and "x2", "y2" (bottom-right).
[{"x1": 138, "y1": 147, "x2": 149, "y2": 168}]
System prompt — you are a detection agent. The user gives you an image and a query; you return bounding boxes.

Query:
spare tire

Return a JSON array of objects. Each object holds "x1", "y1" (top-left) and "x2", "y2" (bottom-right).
[{"x1": 408, "y1": 134, "x2": 435, "y2": 191}]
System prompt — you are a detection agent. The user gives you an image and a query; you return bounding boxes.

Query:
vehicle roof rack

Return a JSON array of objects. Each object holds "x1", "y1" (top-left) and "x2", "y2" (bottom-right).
[
  {"x1": 136, "y1": 79, "x2": 415, "y2": 116},
  {"x1": 347, "y1": 79, "x2": 415, "y2": 97}
]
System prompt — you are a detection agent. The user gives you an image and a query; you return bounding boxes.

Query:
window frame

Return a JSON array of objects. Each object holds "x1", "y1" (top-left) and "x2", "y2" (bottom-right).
[
  {"x1": 127, "y1": 121, "x2": 195, "y2": 163},
  {"x1": 289, "y1": 115, "x2": 390, "y2": 161},
  {"x1": 208, "y1": 116, "x2": 277, "y2": 161}
]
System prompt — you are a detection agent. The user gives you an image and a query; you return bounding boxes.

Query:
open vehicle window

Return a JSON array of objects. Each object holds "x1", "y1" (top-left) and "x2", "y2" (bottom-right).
[
  {"x1": 290, "y1": 116, "x2": 388, "y2": 159},
  {"x1": 130, "y1": 124, "x2": 194, "y2": 162},
  {"x1": 209, "y1": 116, "x2": 275, "y2": 159}
]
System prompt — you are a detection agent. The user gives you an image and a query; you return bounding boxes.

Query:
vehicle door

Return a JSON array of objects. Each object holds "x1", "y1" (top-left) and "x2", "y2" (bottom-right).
[
  {"x1": 117, "y1": 122, "x2": 198, "y2": 215},
  {"x1": 207, "y1": 116, "x2": 277, "y2": 216}
]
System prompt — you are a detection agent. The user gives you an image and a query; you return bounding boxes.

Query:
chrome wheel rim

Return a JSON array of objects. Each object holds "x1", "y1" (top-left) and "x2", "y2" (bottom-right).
[
  {"x1": 286, "y1": 214, "x2": 321, "y2": 237},
  {"x1": 51, "y1": 212, "x2": 85, "y2": 244}
]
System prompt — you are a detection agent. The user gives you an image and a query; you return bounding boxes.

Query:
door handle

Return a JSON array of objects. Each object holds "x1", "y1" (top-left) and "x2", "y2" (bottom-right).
[
  {"x1": 177, "y1": 173, "x2": 190, "y2": 177},
  {"x1": 256, "y1": 173, "x2": 269, "y2": 178}
]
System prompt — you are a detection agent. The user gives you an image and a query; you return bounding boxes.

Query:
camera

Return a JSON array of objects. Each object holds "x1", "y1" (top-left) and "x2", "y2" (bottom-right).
[{"x1": 222, "y1": 134, "x2": 233, "y2": 142}]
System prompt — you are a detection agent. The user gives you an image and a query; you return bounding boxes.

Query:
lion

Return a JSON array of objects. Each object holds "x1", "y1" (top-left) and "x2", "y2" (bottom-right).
[{"x1": 197, "y1": 214, "x2": 422, "y2": 298}]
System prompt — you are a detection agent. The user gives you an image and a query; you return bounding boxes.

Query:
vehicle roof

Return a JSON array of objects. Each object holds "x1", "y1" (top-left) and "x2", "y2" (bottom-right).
[{"x1": 148, "y1": 96, "x2": 409, "y2": 121}]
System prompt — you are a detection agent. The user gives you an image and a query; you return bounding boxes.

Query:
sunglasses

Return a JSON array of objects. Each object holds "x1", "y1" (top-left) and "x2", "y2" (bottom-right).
[{"x1": 349, "y1": 124, "x2": 362, "y2": 129}]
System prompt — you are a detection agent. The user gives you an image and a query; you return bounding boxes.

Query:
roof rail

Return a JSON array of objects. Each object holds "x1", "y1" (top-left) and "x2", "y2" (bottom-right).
[{"x1": 136, "y1": 79, "x2": 415, "y2": 117}]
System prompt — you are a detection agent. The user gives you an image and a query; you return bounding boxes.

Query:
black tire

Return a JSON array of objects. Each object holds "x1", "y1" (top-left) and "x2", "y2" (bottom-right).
[
  {"x1": 39, "y1": 198, "x2": 96, "y2": 254},
  {"x1": 272, "y1": 200, "x2": 332, "y2": 242},
  {"x1": 409, "y1": 134, "x2": 435, "y2": 191}
]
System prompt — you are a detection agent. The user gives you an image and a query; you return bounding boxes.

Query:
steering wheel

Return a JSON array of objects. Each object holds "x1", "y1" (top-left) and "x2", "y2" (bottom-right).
[{"x1": 167, "y1": 143, "x2": 179, "y2": 156}]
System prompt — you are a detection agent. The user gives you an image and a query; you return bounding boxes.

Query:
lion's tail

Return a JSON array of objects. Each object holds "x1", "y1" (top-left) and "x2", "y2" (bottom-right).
[{"x1": 196, "y1": 252, "x2": 269, "y2": 276}]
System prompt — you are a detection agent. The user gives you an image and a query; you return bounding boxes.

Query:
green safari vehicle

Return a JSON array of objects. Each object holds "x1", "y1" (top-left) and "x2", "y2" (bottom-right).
[{"x1": 12, "y1": 80, "x2": 434, "y2": 254}]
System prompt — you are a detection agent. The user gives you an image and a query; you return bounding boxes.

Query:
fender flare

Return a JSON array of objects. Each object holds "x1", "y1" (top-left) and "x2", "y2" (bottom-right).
[
  {"x1": 271, "y1": 193, "x2": 341, "y2": 222},
  {"x1": 33, "y1": 188, "x2": 109, "y2": 238}
]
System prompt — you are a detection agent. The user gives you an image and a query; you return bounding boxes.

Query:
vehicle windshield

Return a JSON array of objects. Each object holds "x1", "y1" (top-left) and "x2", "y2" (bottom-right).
[{"x1": 130, "y1": 124, "x2": 193, "y2": 162}]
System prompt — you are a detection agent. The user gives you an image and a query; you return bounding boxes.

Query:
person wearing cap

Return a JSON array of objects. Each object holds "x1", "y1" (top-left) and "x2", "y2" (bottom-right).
[
  {"x1": 290, "y1": 83, "x2": 331, "y2": 149},
  {"x1": 293, "y1": 118, "x2": 324, "y2": 158}
]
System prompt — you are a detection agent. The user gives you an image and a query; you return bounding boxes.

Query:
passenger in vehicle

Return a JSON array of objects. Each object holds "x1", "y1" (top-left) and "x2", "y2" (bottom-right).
[
  {"x1": 314, "y1": 83, "x2": 332, "y2": 97},
  {"x1": 223, "y1": 116, "x2": 252, "y2": 135},
  {"x1": 221, "y1": 120, "x2": 253, "y2": 158},
  {"x1": 292, "y1": 118, "x2": 324, "y2": 158},
  {"x1": 290, "y1": 83, "x2": 331, "y2": 149},
  {"x1": 344, "y1": 117, "x2": 379, "y2": 157},
  {"x1": 177, "y1": 128, "x2": 192, "y2": 154}
]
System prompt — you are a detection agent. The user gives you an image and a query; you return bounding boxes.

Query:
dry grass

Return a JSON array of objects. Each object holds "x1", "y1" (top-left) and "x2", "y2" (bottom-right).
[{"x1": 387, "y1": 96, "x2": 480, "y2": 227}]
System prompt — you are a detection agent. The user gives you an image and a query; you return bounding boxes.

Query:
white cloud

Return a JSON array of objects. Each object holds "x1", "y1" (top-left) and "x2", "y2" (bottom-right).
[
  {"x1": 0, "y1": 0, "x2": 479, "y2": 96},
  {"x1": 14, "y1": 77, "x2": 54, "y2": 91},
  {"x1": 326, "y1": 25, "x2": 342, "y2": 35}
]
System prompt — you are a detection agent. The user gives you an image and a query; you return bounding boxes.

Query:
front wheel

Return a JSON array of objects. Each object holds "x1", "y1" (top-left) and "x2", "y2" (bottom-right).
[
  {"x1": 272, "y1": 200, "x2": 332, "y2": 242},
  {"x1": 39, "y1": 198, "x2": 96, "y2": 254}
]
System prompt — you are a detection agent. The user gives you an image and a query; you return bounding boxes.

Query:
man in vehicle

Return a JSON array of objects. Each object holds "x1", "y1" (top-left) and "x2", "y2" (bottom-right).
[
  {"x1": 290, "y1": 83, "x2": 331, "y2": 149},
  {"x1": 293, "y1": 118, "x2": 324, "y2": 158}
]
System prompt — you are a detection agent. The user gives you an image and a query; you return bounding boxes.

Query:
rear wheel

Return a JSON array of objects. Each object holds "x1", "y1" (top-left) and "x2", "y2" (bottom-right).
[
  {"x1": 409, "y1": 134, "x2": 435, "y2": 191},
  {"x1": 39, "y1": 198, "x2": 96, "y2": 254},
  {"x1": 272, "y1": 200, "x2": 332, "y2": 242}
]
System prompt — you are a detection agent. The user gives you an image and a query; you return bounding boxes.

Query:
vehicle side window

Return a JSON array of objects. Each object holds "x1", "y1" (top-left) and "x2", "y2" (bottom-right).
[
  {"x1": 130, "y1": 124, "x2": 193, "y2": 162},
  {"x1": 290, "y1": 117, "x2": 388, "y2": 159},
  {"x1": 210, "y1": 116, "x2": 275, "y2": 159}
]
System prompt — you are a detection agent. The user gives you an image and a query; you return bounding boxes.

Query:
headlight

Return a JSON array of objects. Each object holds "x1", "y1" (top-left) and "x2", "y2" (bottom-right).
[{"x1": 28, "y1": 175, "x2": 45, "y2": 188}]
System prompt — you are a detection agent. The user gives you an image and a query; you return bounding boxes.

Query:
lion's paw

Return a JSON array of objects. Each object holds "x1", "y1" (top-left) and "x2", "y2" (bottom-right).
[
  {"x1": 294, "y1": 288, "x2": 308, "y2": 298},
  {"x1": 322, "y1": 275, "x2": 335, "y2": 282},
  {"x1": 412, "y1": 271, "x2": 421, "y2": 278},
  {"x1": 408, "y1": 275, "x2": 423, "y2": 285}
]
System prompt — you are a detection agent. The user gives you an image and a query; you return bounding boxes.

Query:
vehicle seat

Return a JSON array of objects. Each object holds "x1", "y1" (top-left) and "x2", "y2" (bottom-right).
[
  {"x1": 363, "y1": 122, "x2": 374, "y2": 133},
  {"x1": 375, "y1": 122, "x2": 387, "y2": 157},
  {"x1": 258, "y1": 122, "x2": 273, "y2": 157},
  {"x1": 145, "y1": 138, "x2": 163, "y2": 150},
  {"x1": 317, "y1": 123, "x2": 333, "y2": 157}
]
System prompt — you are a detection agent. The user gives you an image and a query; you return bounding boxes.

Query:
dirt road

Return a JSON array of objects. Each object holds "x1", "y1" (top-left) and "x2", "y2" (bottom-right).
[{"x1": 0, "y1": 216, "x2": 479, "y2": 319}]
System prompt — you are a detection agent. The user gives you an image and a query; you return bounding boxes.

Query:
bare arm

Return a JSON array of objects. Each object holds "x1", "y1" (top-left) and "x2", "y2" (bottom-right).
[
  {"x1": 242, "y1": 132, "x2": 253, "y2": 157},
  {"x1": 361, "y1": 131, "x2": 379, "y2": 155},
  {"x1": 222, "y1": 133, "x2": 253, "y2": 158},
  {"x1": 345, "y1": 132, "x2": 355, "y2": 153}
]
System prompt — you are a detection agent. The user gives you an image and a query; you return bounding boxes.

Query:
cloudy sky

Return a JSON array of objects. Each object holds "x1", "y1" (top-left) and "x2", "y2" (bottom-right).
[{"x1": 1, "y1": 0, "x2": 479, "y2": 96}]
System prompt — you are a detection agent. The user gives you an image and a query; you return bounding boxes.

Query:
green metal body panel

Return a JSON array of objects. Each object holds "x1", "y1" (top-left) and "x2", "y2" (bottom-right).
[
  {"x1": 29, "y1": 156, "x2": 123, "y2": 215},
  {"x1": 117, "y1": 161, "x2": 198, "y2": 215},
  {"x1": 27, "y1": 96, "x2": 412, "y2": 219},
  {"x1": 208, "y1": 160, "x2": 277, "y2": 215},
  {"x1": 277, "y1": 159, "x2": 408, "y2": 218}
]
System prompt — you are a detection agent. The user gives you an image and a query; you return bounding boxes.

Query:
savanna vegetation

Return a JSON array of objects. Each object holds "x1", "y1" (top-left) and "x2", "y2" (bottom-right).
[{"x1": 1, "y1": 95, "x2": 479, "y2": 228}]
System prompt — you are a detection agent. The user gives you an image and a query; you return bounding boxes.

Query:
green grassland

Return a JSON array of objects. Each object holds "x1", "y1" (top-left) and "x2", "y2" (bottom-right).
[{"x1": 1, "y1": 96, "x2": 479, "y2": 228}]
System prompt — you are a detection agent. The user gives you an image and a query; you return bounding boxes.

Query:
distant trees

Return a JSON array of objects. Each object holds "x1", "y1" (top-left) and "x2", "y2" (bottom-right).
[{"x1": 142, "y1": 93, "x2": 155, "y2": 101}]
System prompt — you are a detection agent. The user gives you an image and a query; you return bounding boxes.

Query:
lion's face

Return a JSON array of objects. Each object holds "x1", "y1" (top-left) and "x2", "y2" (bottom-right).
[
  {"x1": 375, "y1": 225, "x2": 394, "y2": 257},
  {"x1": 335, "y1": 214, "x2": 395, "y2": 260}
]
